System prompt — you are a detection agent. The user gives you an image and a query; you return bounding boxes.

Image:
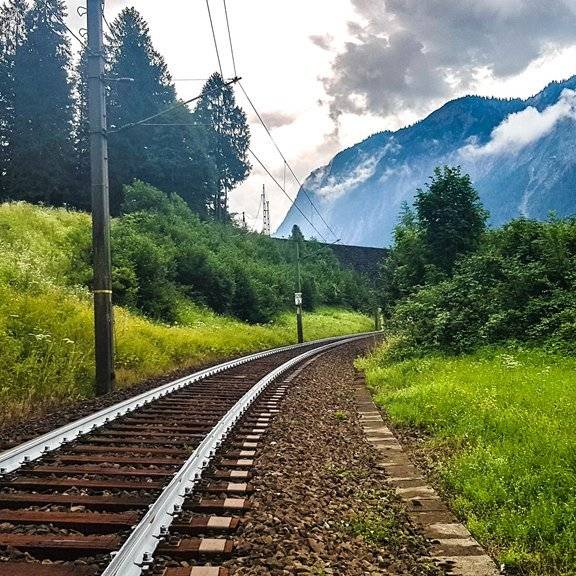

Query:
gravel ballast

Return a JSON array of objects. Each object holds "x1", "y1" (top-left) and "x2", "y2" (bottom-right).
[{"x1": 227, "y1": 341, "x2": 441, "y2": 575}]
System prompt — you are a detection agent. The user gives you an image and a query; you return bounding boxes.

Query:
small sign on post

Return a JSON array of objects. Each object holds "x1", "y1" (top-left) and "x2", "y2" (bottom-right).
[{"x1": 294, "y1": 292, "x2": 302, "y2": 306}]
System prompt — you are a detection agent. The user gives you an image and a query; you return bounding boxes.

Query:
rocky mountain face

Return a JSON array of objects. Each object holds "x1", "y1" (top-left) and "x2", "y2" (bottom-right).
[{"x1": 276, "y1": 77, "x2": 576, "y2": 247}]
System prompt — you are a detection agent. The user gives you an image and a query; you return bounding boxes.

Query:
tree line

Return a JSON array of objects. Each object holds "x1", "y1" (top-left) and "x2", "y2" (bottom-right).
[
  {"x1": 0, "y1": 0, "x2": 250, "y2": 219},
  {"x1": 380, "y1": 165, "x2": 576, "y2": 355}
]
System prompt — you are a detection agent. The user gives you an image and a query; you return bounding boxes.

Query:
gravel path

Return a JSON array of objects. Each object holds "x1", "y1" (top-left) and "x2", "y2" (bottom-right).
[{"x1": 227, "y1": 342, "x2": 441, "y2": 575}]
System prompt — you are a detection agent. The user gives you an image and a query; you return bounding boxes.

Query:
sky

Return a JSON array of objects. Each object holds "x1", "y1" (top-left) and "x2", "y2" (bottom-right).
[{"x1": 62, "y1": 0, "x2": 576, "y2": 233}]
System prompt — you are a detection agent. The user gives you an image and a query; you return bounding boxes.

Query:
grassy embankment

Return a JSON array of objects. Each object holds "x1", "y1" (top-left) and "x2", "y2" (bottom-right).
[
  {"x1": 0, "y1": 202, "x2": 372, "y2": 424},
  {"x1": 358, "y1": 343, "x2": 576, "y2": 576}
]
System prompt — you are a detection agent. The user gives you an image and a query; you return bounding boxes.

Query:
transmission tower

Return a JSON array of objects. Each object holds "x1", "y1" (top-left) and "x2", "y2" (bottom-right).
[{"x1": 262, "y1": 184, "x2": 271, "y2": 235}]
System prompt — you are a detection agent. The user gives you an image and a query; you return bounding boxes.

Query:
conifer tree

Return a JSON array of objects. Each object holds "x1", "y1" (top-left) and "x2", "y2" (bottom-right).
[
  {"x1": 106, "y1": 8, "x2": 175, "y2": 213},
  {"x1": 415, "y1": 166, "x2": 488, "y2": 274},
  {"x1": 0, "y1": 0, "x2": 28, "y2": 197},
  {"x1": 73, "y1": 47, "x2": 90, "y2": 208},
  {"x1": 195, "y1": 73, "x2": 251, "y2": 220},
  {"x1": 4, "y1": 0, "x2": 76, "y2": 205},
  {"x1": 106, "y1": 8, "x2": 218, "y2": 215}
]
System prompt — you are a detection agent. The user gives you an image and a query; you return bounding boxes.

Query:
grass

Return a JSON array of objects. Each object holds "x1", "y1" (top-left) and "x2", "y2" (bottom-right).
[
  {"x1": 357, "y1": 343, "x2": 576, "y2": 575},
  {"x1": 333, "y1": 409, "x2": 349, "y2": 421},
  {"x1": 0, "y1": 202, "x2": 372, "y2": 425}
]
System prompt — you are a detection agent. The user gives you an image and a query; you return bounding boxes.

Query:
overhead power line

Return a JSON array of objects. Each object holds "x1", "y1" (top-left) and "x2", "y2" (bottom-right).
[
  {"x1": 238, "y1": 82, "x2": 339, "y2": 242},
  {"x1": 205, "y1": 0, "x2": 224, "y2": 77},
  {"x1": 58, "y1": 17, "x2": 91, "y2": 52},
  {"x1": 248, "y1": 147, "x2": 327, "y2": 242},
  {"x1": 101, "y1": 3, "x2": 114, "y2": 35},
  {"x1": 222, "y1": 0, "x2": 238, "y2": 77},
  {"x1": 109, "y1": 76, "x2": 240, "y2": 134},
  {"x1": 55, "y1": 10, "x2": 112, "y2": 65}
]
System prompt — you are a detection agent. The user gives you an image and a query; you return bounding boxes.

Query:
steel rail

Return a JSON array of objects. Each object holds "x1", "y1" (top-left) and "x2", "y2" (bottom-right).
[
  {"x1": 0, "y1": 332, "x2": 378, "y2": 475},
  {"x1": 101, "y1": 332, "x2": 374, "y2": 576}
]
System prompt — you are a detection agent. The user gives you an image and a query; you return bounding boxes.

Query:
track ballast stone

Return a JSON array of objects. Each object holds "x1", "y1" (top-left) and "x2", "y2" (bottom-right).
[{"x1": 227, "y1": 342, "x2": 441, "y2": 575}]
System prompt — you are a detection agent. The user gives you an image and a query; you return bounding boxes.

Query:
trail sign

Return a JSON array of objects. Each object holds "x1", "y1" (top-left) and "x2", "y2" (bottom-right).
[{"x1": 294, "y1": 292, "x2": 302, "y2": 306}]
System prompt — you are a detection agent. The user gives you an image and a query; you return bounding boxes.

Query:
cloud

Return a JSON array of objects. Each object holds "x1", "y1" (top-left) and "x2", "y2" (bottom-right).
[
  {"x1": 463, "y1": 88, "x2": 576, "y2": 156},
  {"x1": 257, "y1": 111, "x2": 296, "y2": 129},
  {"x1": 314, "y1": 147, "x2": 388, "y2": 200},
  {"x1": 309, "y1": 34, "x2": 334, "y2": 51},
  {"x1": 323, "y1": 0, "x2": 576, "y2": 118}
]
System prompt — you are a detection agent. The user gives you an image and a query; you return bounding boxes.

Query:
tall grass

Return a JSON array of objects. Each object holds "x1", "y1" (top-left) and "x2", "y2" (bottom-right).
[
  {"x1": 358, "y1": 344, "x2": 576, "y2": 575},
  {"x1": 0, "y1": 203, "x2": 372, "y2": 425}
]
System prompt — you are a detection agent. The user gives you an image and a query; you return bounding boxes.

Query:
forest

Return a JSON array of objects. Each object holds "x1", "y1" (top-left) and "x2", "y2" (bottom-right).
[{"x1": 0, "y1": 0, "x2": 248, "y2": 219}]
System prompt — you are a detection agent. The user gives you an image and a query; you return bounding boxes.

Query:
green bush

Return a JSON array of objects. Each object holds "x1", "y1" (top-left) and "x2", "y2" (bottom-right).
[
  {"x1": 385, "y1": 217, "x2": 576, "y2": 354},
  {"x1": 107, "y1": 181, "x2": 373, "y2": 324}
]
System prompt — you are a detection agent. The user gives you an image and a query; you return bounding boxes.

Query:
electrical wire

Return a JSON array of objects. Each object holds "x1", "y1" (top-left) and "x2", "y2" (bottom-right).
[
  {"x1": 109, "y1": 76, "x2": 240, "y2": 134},
  {"x1": 53, "y1": 6, "x2": 112, "y2": 65},
  {"x1": 58, "y1": 17, "x2": 91, "y2": 53},
  {"x1": 248, "y1": 147, "x2": 327, "y2": 242},
  {"x1": 139, "y1": 123, "x2": 211, "y2": 127},
  {"x1": 101, "y1": 2, "x2": 114, "y2": 35},
  {"x1": 205, "y1": 0, "x2": 224, "y2": 77},
  {"x1": 222, "y1": 0, "x2": 237, "y2": 77},
  {"x1": 238, "y1": 82, "x2": 339, "y2": 242}
]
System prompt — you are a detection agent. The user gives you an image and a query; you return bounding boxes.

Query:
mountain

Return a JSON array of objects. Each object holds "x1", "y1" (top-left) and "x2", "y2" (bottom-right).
[{"x1": 276, "y1": 77, "x2": 576, "y2": 247}]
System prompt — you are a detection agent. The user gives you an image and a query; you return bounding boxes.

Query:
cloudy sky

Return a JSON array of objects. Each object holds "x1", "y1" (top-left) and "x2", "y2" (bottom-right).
[{"x1": 64, "y1": 0, "x2": 576, "y2": 232}]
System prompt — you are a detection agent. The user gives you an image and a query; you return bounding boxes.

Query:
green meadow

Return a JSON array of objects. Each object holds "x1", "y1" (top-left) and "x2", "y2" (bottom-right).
[
  {"x1": 0, "y1": 202, "x2": 372, "y2": 424},
  {"x1": 358, "y1": 344, "x2": 576, "y2": 575}
]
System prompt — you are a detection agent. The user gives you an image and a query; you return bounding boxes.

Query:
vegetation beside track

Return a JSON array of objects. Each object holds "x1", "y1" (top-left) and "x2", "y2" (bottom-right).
[
  {"x1": 360, "y1": 167, "x2": 576, "y2": 575},
  {"x1": 358, "y1": 345, "x2": 576, "y2": 575},
  {"x1": 0, "y1": 201, "x2": 372, "y2": 424}
]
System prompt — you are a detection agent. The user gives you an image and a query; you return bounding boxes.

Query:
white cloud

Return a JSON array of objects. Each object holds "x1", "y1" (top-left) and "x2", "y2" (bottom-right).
[
  {"x1": 324, "y1": 0, "x2": 576, "y2": 119},
  {"x1": 315, "y1": 150, "x2": 384, "y2": 201},
  {"x1": 463, "y1": 88, "x2": 576, "y2": 157}
]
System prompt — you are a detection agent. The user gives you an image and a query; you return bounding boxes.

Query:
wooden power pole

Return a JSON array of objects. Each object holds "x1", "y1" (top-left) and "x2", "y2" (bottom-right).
[{"x1": 87, "y1": 0, "x2": 114, "y2": 395}]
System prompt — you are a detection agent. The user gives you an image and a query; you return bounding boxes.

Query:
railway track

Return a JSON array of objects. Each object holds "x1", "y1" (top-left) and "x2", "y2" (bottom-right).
[{"x1": 0, "y1": 333, "x2": 377, "y2": 576}]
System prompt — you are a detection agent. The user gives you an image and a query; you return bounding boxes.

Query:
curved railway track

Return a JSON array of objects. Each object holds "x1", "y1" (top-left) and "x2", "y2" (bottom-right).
[{"x1": 0, "y1": 332, "x2": 377, "y2": 576}]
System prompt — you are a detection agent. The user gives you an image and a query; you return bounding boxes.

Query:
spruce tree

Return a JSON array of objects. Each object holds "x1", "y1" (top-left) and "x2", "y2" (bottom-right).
[
  {"x1": 106, "y1": 8, "x2": 177, "y2": 213},
  {"x1": 0, "y1": 0, "x2": 28, "y2": 197},
  {"x1": 195, "y1": 73, "x2": 250, "y2": 220},
  {"x1": 149, "y1": 103, "x2": 218, "y2": 218},
  {"x1": 4, "y1": 0, "x2": 76, "y2": 205},
  {"x1": 73, "y1": 47, "x2": 90, "y2": 209},
  {"x1": 105, "y1": 8, "x2": 219, "y2": 216},
  {"x1": 415, "y1": 166, "x2": 488, "y2": 274}
]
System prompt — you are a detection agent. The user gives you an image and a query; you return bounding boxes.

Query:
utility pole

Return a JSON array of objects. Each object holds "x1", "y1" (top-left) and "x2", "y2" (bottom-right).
[
  {"x1": 374, "y1": 306, "x2": 383, "y2": 331},
  {"x1": 262, "y1": 184, "x2": 270, "y2": 235},
  {"x1": 295, "y1": 240, "x2": 304, "y2": 343},
  {"x1": 87, "y1": 0, "x2": 114, "y2": 395}
]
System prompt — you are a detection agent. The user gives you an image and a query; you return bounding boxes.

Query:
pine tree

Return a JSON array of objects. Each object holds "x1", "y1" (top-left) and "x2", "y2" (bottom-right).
[
  {"x1": 4, "y1": 0, "x2": 76, "y2": 205},
  {"x1": 106, "y1": 8, "x2": 176, "y2": 213},
  {"x1": 195, "y1": 73, "x2": 251, "y2": 220},
  {"x1": 105, "y1": 8, "x2": 219, "y2": 215},
  {"x1": 415, "y1": 166, "x2": 488, "y2": 274},
  {"x1": 73, "y1": 47, "x2": 90, "y2": 209},
  {"x1": 0, "y1": 0, "x2": 28, "y2": 197}
]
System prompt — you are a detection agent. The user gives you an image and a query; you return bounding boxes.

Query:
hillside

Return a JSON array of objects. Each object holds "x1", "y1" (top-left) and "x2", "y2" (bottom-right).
[
  {"x1": 277, "y1": 77, "x2": 576, "y2": 246},
  {"x1": 0, "y1": 199, "x2": 372, "y2": 424}
]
